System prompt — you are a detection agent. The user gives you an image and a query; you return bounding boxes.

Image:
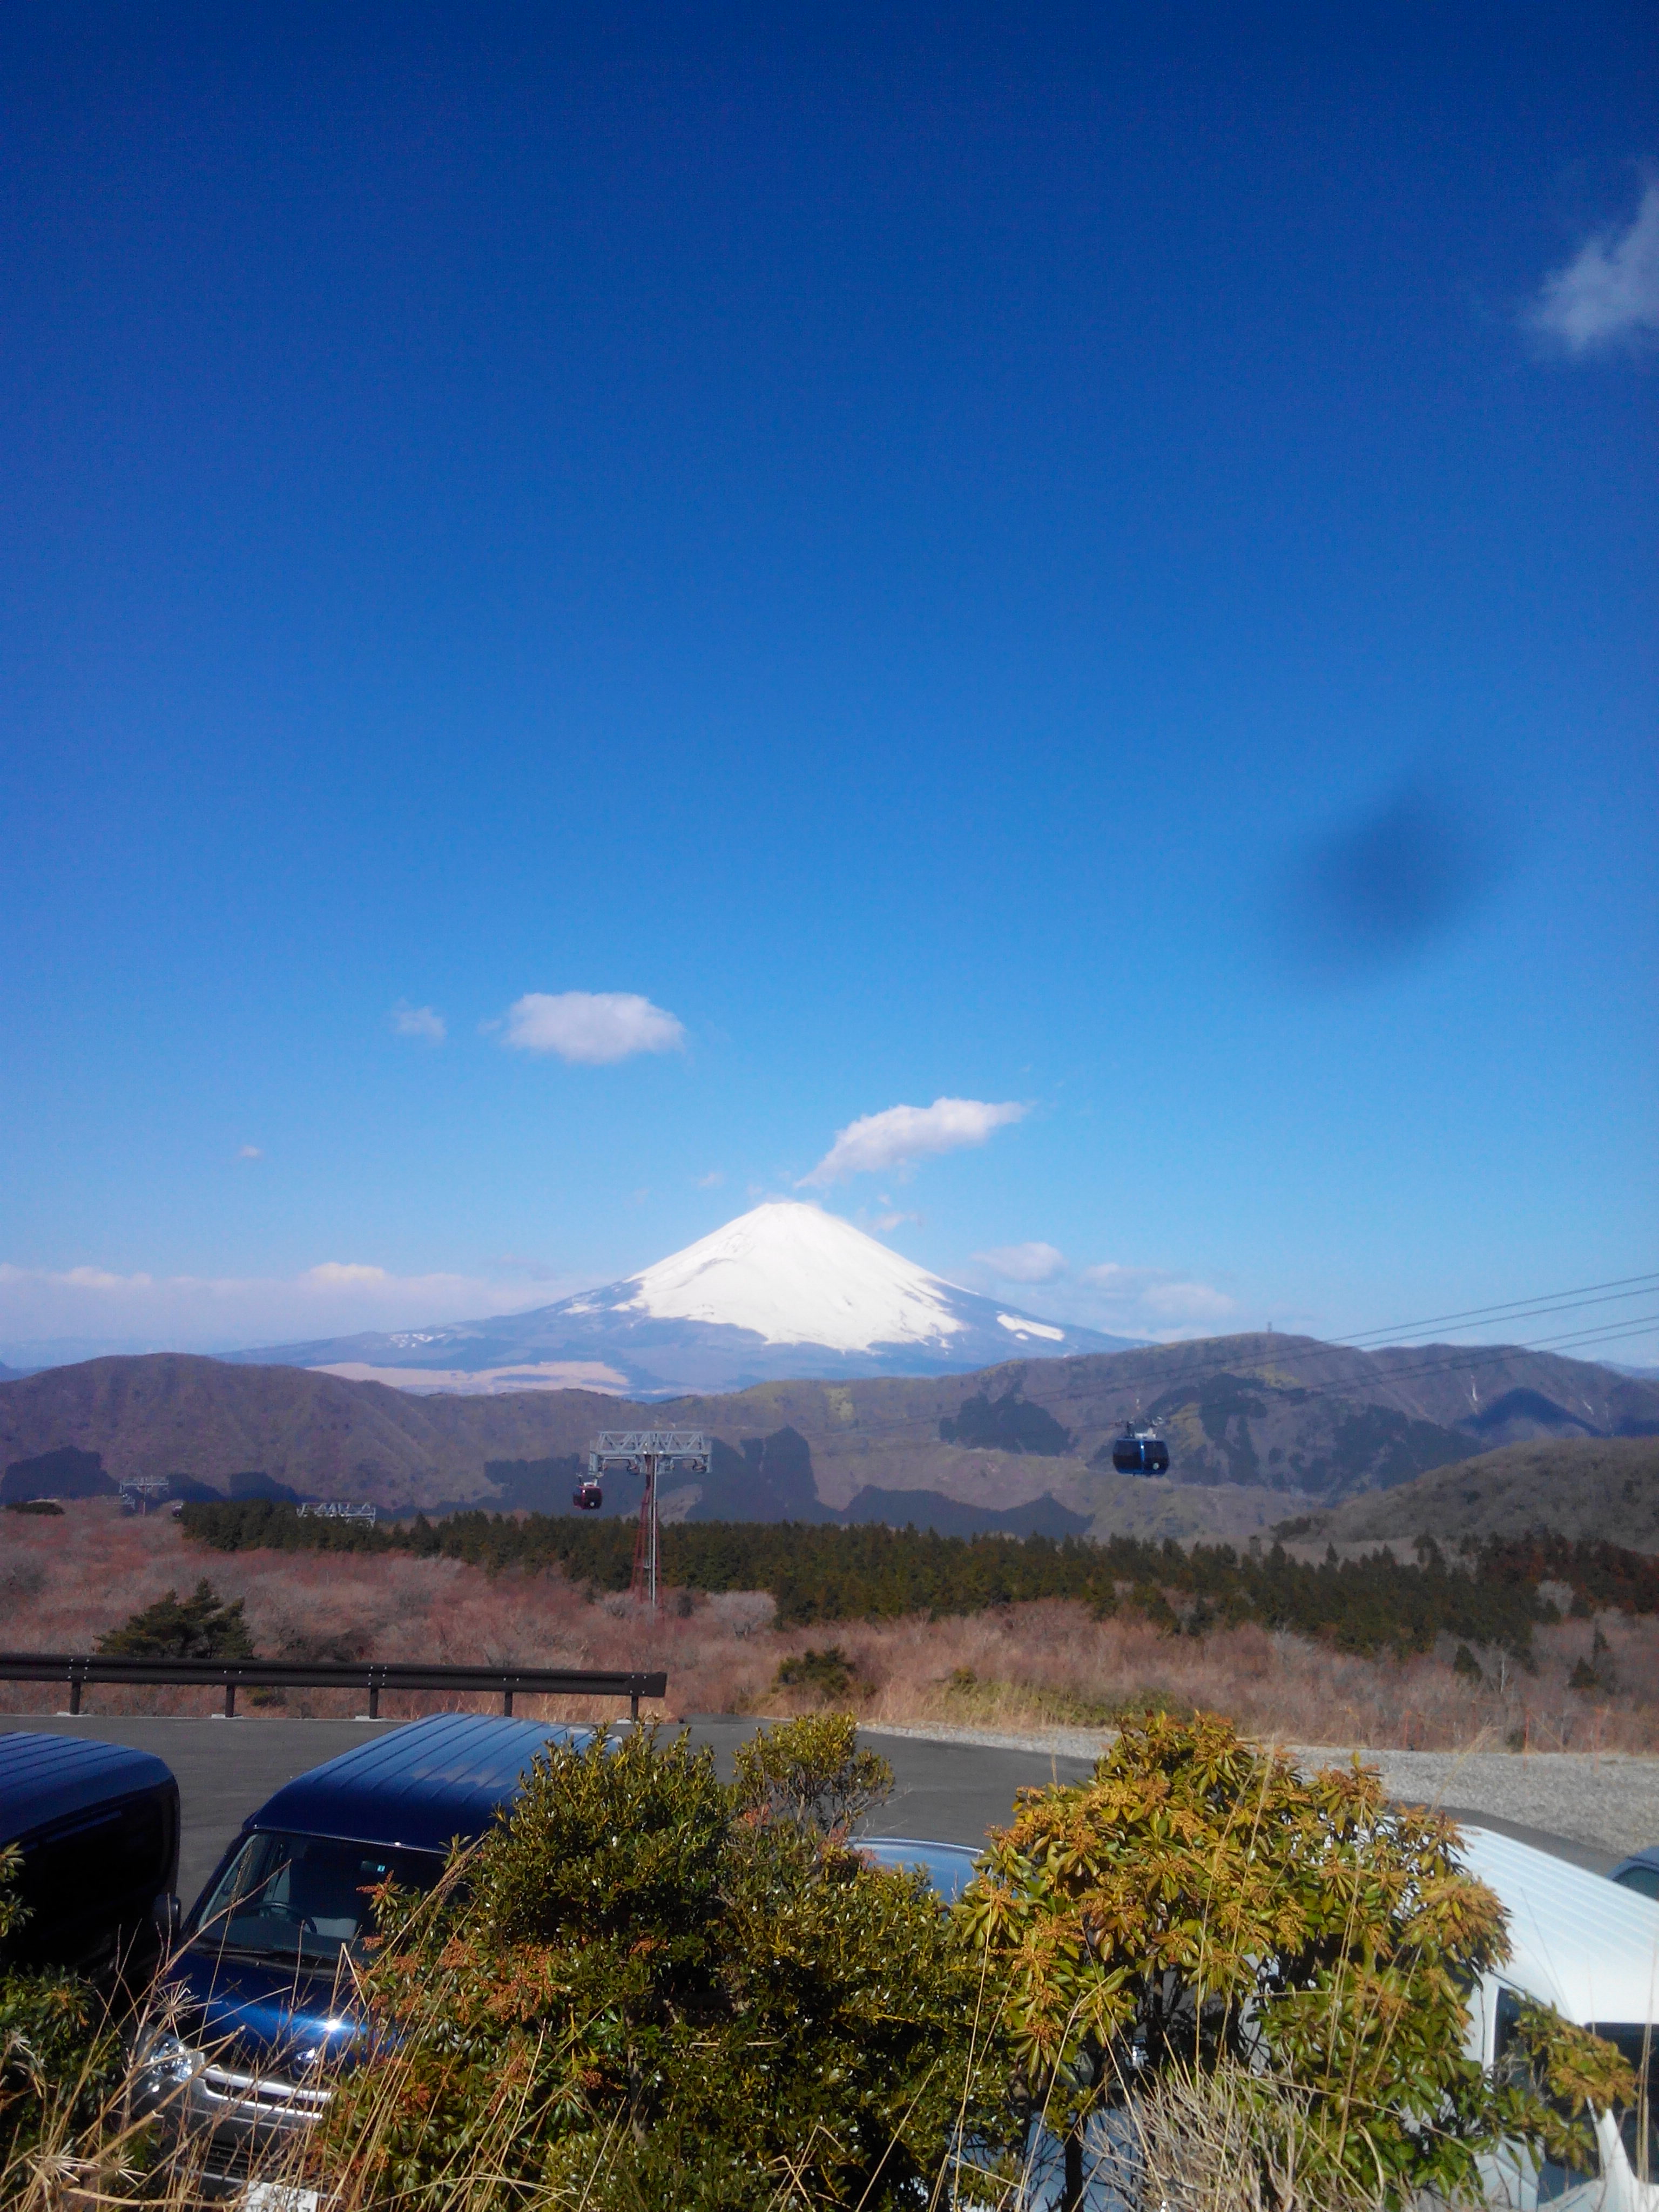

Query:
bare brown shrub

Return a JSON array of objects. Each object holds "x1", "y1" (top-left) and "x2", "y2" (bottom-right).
[{"x1": 3, "y1": 1498, "x2": 1658, "y2": 1750}]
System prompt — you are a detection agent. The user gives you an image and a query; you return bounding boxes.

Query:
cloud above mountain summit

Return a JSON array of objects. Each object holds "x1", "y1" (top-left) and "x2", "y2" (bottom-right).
[
  {"x1": 499, "y1": 991, "x2": 686, "y2": 1063},
  {"x1": 801, "y1": 1097, "x2": 1026, "y2": 1185}
]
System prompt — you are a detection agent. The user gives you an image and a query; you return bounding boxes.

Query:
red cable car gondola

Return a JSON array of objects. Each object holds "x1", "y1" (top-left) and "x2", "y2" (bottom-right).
[{"x1": 572, "y1": 1479, "x2": 604, "y2": 1511}]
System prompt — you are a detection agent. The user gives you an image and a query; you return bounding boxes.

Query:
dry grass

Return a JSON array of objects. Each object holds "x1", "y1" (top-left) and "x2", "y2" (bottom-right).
[
  {"x1": 4, "y1": 1499, "x2": 1659, "y2": 1752},
  {"x1": 1, "y1": 1931, "x2": 1400, "y2": 2212}
]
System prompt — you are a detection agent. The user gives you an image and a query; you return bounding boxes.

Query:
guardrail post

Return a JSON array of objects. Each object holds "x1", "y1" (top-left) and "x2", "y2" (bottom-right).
[{"x1": 0, "y1": 1655, "x2": 668, "y2": 1718}]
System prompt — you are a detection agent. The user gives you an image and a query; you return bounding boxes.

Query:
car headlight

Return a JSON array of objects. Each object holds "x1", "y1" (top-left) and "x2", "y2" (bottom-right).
[{"x1": 136, "y1": 2032, "x2": 204, "y2": 2088}]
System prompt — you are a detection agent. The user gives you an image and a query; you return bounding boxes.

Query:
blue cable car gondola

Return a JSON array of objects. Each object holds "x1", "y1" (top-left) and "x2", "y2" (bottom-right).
[{"x1": 1110, "y1": 1423, "x2": 1170, "y2": 1476}]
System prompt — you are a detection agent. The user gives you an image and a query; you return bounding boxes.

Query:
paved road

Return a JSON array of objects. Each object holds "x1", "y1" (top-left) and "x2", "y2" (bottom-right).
[
  {"x1": 0, "y1": 1712, "x2": 1610, "y2": 1908},
  {"x1": 0, "y1": 1712, "x2": 1096, "y2": 1905}
]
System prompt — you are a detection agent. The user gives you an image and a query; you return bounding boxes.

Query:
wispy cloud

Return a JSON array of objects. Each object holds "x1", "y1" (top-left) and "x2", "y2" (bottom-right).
[
  {"x1": 974, "y1": 1240, "x2": 1067, "y2": 1283},
  {"x1": 695, "y1": 1170, "x2": 725, "y2": 1189},
  {"x1": 237, "y1": 1145, "x2": 264, "y2": 1161},
  {"x1": 498, "y1": 990, "x2": 686, "y2": 1064},
  {"x1": 0, "y1": 1256, "x2": 589, "y2": 1354},
  {"x1": 801, "y1": 1097, "x2": 1026, "y2": 1186},
  {"x1": 960, "y1": 1243, "x2": 1235, "y2": 1339},
  {"x1": 1080, "y1": 1260, "x2": 1236, "y2": 1331},
  {"x1": 1527, "y1": 178, "x2": 1659, "y2": 355},
  {"x1": 390, "y1": 1001, "x2": 447, "y2": 1044},
  {"x1": 869, "y1": 1204, "x2": 925, "y2": 1233}
]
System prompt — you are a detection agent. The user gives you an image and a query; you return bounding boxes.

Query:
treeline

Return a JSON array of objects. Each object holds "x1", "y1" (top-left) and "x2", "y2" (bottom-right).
[{"x1": 179, "y1": 1500, "x2": 1659, "y2": 1656}]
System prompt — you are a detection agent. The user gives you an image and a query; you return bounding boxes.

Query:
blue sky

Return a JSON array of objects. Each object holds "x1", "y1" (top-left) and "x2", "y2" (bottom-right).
[{"x1": 1, "y1": 4, "x2": 1655, "y2": 1360}]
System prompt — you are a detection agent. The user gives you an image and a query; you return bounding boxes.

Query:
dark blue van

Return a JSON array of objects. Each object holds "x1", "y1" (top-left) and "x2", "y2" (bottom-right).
[
  {"x1": 140, "y1": 1713, "x2": 589, "y2": 2193},
  {"x1": 0, "y1": 1731, "x2": 180, "y2": 1993}
]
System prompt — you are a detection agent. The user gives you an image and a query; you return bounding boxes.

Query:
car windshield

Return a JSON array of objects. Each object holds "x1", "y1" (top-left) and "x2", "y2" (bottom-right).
[{"x1": 191, "y1": 1831, "x2": 446, "y2": 1968}]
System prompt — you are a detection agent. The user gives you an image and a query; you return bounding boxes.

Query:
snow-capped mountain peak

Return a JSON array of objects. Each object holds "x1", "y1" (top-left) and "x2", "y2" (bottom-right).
[
  {"x1": 609, "y1": 1201, "x2": 967, "y2": 1352},
  {"x1": 232, "y1": 1200, "x2": 1141, "y2": 1394}
]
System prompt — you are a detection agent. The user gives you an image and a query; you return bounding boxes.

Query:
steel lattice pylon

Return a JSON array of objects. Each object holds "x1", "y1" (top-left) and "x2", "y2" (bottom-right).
[{"x1": 586, "y1": 1431, "x2": 711, "y2": 1607}]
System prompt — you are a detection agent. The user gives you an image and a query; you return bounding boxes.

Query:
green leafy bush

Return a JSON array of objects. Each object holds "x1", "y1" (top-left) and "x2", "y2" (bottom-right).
[
  {"x1": 771, "y1": 1645, "x2": 863, "y2": 1703},
  {"x1": 959, "y1": 1710, "x2": 1633, "y2": 2209},
  {"x1": 97, "y1": 1577, "x2": 254, "y2": 1660},
  {"x1": 328, "y1": 1719, "x2": 1007, "y2": 2210},
  {"x1": 730, "y1": 1711, "x2": 893, "y2": 1833}
]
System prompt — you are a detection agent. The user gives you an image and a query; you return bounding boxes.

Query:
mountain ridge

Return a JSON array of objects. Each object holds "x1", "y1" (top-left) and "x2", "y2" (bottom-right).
[{"x1": 5, "y1": 1333, "x2": 1656, "y2": 1536}]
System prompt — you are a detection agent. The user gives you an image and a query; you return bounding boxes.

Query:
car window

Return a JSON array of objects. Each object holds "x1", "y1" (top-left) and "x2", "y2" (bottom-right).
[
  {"x1": 1587, "y1": 2022, "x2": 1659, "y2": 2188},
  {"x1": 10, "y1": 1795, "x2": 167, "y2": 1938},
  {"x1": 192, "y1": 1831, "x2": 446, "y2": 1967},
  {"x1": 1494, "y1": 1986, "x2": 1603, "y2": 2203},
  {"x1": 1614, "y1": 1865, "x2": 1659, "y2": 1903}
]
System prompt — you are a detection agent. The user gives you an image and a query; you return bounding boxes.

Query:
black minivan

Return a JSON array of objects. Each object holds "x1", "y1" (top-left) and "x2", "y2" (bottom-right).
[{"x1": 0, "y1": 1730, "x2": 181, "y2": 1993}]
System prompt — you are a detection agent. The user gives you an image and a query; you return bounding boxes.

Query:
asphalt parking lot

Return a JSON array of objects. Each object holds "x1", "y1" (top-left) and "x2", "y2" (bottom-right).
[
  {"x1": 0, "y1": 1710, "x2": 1612, "y2": 1908},
  {"x1": 0, "y1": 1711, "x2": 1097, "y2": 1905}
]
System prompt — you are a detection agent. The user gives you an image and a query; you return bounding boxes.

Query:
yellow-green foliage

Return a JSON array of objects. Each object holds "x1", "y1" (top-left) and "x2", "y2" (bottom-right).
[
  {"x1": 730, "y1": 1710, "x2": 892, "y2": 1832},
  {"x1": 958, "y1": 1709, "x2": 1635, "y2": 2208},
  {"x1": 328, "y1": 1720, "x2": 1006, "y2": 2210}
]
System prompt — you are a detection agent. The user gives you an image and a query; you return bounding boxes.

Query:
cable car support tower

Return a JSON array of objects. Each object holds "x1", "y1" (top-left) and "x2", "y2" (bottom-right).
[{"x1": 585, "y1": 1430, "x2": 712, "y2": 1608}]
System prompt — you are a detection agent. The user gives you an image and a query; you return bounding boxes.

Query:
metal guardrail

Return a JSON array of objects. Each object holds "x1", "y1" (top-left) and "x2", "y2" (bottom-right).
[{"x1": 0, "y1": 1654, "x2": 668, "y2": 1721}]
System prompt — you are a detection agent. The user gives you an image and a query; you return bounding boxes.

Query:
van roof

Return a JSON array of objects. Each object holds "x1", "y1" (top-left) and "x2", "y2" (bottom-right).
[
  {"x1": 0, "y1": 1730, "x2": 176, "y2": 1847},
  {"x1": 1461, "y1": 1826, "x2": 1659, "y2": 2029},
  {"x1": 245, "y1": 1713, "x2": 591, "y2": 1855}
]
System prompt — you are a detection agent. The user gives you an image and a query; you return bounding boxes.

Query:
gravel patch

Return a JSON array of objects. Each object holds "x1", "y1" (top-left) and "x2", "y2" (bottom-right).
[
  {"x1": 1292, "y1": 1747, "x2": 1659, "y2": 1859},
  {"x1": 865, "y1": 1721, "x2": 1114, "y2": 1762},
  {"x1": 864, "y1": 1725, "x2": 1659, "y2": 1859}
]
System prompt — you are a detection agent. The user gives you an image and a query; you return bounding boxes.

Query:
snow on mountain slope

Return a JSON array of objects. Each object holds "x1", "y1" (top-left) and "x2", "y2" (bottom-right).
[
  {"x1": 228, "y1": 1202, "x2": 1141, "y2": 1393},
  {"x1": 586, "y1": 1202, "x2": 967, "y2": 1350}
]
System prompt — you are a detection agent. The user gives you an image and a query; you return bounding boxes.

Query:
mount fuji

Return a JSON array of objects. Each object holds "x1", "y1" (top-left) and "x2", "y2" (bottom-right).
[{"x1": 228, "y1": 1202, "x2": 1139, "y2": 1395}]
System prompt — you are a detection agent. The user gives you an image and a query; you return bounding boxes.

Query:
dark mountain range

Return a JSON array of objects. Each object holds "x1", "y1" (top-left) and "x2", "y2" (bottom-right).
[
  {"x1": 4, "y1": 1333, "x2": 1656, "y2": 1539},
  {"x1": 222, "y1": 1202, "x2": 1136, "y2": 1395}
]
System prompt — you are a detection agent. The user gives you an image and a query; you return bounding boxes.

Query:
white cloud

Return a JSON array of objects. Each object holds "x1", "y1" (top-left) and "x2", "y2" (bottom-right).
[
  {"x1": 390, "y1": 1002, "x2": 447, "y2": 1043},
  {"x1": 1527, "y1": 180, "x2": 1659, "y2": 355},
  {"x1": 0, "y1": 1255, "x2": 591, "y2": 1355},
  {"x1": 237, "y1": 1145, "x2": 264, "y2": 1161},
  {"x1": 1076, "y1": 1259, "x2": 1236, "y2": 1338},
  {"x1": 974, "y1": 1240, "x2": 1068, "y2": 1284},
  {"x1": 801, "y1": 1097, "x2": 1027, "y2": 1186},
  {"x1": 499, "y1": 991, "x2": 686, "y2": 1064},
  {"x1": 695, "y1": 1170, "x2": 725, "y2": 1189},
  {"x1": 1140, "y1": 1279, "x2": 1237, "y2": 1324}
]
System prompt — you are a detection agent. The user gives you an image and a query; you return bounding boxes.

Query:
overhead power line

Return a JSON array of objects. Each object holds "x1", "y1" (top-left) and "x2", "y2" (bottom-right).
[
  {"x1": 1338, "y1": 1276, "x2": 1659, "y2": 1348},
  {"x1": 1063, "y1": 1270, "x2": 1659, "y2": 1415}
]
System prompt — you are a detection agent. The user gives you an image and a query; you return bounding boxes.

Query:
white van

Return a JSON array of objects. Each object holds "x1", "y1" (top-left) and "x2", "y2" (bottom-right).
[{"x1": 1460, "y1": 1827, "x2": 1659, "y2": 2210}]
